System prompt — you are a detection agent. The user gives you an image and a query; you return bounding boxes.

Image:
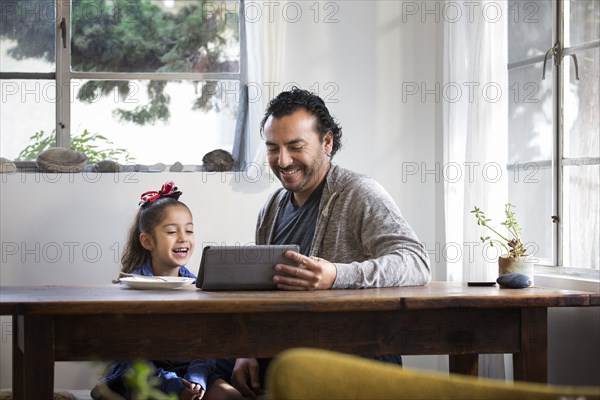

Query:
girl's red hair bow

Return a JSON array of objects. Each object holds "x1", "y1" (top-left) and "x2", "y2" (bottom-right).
[{"x1": 139, "y1": 181, "x2": 182, "y2": 207}]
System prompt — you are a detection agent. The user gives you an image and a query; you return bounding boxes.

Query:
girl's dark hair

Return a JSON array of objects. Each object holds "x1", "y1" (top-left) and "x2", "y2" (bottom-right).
[
  {"x1": 121, "y1": 198, "x2": 191, "y2": 273},
  {"x1": 260, "y1": 87, "x2": 343, "y2": 157}
]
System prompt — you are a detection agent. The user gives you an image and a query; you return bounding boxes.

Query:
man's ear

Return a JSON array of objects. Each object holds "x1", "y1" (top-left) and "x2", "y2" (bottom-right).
[
  {"x1": 323, "y1": 131, "x2": 333, "y2": 156},
  {"x1": 140, "y1": 232, "x2": 154, "y2": 251}
]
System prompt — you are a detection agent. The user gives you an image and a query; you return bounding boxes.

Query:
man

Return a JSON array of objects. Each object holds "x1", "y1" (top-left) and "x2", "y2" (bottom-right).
[{"x1": 227, "y1": 87, "x2": 431, "y2": 398}]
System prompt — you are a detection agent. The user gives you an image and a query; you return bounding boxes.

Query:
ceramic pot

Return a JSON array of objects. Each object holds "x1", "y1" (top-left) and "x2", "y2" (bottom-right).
[{"x1": 498, "y1": 255, "x2": 534, "y2": 286}]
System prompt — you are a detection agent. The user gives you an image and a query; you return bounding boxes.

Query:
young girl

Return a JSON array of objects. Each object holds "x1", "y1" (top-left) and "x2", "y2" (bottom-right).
[{"x1": 92, "y1": 181, "x2": 242, "y2": 400}]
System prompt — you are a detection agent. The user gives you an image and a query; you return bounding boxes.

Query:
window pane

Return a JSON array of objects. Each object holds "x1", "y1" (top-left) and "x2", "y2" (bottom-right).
[
  {"x1": 71, "y1": 0, "x2": 240, "y2": 73},
  {"x1": 563, "y1": 164, "x2": 600, "y2": 269},
  {"x1": 567, "y1": 0, "x2": 600, "y2": 46},
  {"x1": 508, "y1": 63, "x2": 554, "y2": 163},
  {"x1": 508, "y1": 63, "x2": 554, "y2": 263},
  {"x1": 563, "y1": 48, "x2": 600, "y2": 158},
  {"x1": 508, "y1": 0, "x2": 553, "y2": 63},
  {"x1": 71, "y1": 79, "x2": 239, "y2": 165},
  {"x1": 508, "y1": 164, "x2": 554, "y2": 263},
  {"x1": 0, "y1": 80, "x2": 55, "y2": 160},
  {"x1": 0, "y1": 0, "x2": 55, "y2": 73}
]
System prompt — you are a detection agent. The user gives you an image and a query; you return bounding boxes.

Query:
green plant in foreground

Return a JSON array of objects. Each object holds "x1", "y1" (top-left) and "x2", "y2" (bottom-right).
[
  {"x1": 124, "y1": 361, "x2": 178, "y2": 400},
  {"x1": 92, "y1": 361, "x2": 179, "y2": 400},
  {"x1": 471, "y1": 203, "x2": 526, "y2": 258},
  {"x1": 17, "y1": 129, "x2": 135, "y2": 164}
]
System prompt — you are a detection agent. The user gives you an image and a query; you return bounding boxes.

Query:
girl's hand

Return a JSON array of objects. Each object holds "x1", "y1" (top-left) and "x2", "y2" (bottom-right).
[{"x1": 180, "y1": 378, "x2": 203, "y2": 400}]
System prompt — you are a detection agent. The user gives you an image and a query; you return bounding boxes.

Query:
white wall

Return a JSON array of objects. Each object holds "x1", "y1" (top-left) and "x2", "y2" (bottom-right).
[{"x1": 1, "y1": 0, "x2": 597, "y2": 390}]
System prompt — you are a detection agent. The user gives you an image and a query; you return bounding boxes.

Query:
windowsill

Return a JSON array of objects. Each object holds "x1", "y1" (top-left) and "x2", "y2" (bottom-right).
[
  {"x1": 534, "y1": 272, "x2": 600, "y2": 293},
  {"x1": 10, "y1": 160, "x2": 252, "y2": 173}
]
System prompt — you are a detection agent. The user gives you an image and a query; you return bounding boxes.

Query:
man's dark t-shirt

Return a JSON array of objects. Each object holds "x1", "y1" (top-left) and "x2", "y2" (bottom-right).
[{"x1": 271, "y1": 179, "x2": 326, "y2": 255}]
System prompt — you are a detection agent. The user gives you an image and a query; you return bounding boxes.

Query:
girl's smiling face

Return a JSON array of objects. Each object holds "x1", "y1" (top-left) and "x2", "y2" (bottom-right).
[{"x1": 140, "y1": 205, "x2": 195, "y2": 276}]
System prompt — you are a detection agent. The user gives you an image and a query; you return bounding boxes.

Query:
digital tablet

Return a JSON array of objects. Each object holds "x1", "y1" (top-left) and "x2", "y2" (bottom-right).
[{"x1": 196, "y1": 244, "x2": 301, "y2": 291}]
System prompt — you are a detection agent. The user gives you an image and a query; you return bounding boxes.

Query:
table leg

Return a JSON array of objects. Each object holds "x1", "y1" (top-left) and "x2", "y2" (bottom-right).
[
  {"x1": 513, "y1": 307, "x2": 548, "y2": 383},
  {"x1": 449, "y1": 354, "x2": 479, "y2": 376},
  {"x1": 13, "y1": 315, "x2": 55, "y2": 399}
]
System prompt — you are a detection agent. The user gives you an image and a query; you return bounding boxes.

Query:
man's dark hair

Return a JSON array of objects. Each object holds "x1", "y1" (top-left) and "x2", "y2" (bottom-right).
[{"x1": 260, "y1": 87, "x2": 343, "y2": 157}]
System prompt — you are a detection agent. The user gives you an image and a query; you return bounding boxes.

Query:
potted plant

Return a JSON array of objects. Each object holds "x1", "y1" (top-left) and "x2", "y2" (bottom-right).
[{"x1": 471, "y1": 203, "x2": 534, "y2": 285}]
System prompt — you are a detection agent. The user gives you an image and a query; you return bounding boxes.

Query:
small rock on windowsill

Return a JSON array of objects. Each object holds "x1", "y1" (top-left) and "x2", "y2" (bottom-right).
[
  {"x1": 170, "y1": 161, "x2": 183, "y2": 172},
  {"x1": 94, "y1": 160, "x2": 121, "y2": 172},
  {"x1": 0, "y1": 157, "x2": 17, "y2": 173},
  {"x1": 202, "y1": 149, "x2": 235, "y2": 172},
  {"x1": 36, "y1": 148, "x2": 87, "y2": 173}
]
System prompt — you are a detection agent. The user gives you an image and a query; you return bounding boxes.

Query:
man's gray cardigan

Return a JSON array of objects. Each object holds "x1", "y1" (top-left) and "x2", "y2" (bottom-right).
[{"x1": 255, "y1": 164, "x2": 431, "y2": 288}]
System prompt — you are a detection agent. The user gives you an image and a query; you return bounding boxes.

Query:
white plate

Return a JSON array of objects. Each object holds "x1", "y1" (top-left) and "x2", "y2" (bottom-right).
[{"x1": 120, "y1": 276, "x2": 195, "y2": 290}]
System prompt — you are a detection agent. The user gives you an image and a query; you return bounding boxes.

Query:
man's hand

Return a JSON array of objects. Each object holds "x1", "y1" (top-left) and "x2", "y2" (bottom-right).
[
  {"x1": 273, "y1": 251, "x2": 337, "y2": 290},
  {"x1": 231, "y1": 358, "x2": 260, "y2": 400}
]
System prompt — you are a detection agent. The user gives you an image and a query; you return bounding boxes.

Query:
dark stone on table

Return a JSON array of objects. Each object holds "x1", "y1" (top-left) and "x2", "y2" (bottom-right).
[{"x1": 496, "y1": 273, "x2": 532, "y2": 289}]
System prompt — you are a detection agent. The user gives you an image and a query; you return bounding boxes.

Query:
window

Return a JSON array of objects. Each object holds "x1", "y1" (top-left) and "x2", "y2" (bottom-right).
[
  {"x1": 1, "y1": 0, "x2": 247, "y2": 168},
  {"x1": 508, "y1": 0, "x2": 599, "y2": 272}
]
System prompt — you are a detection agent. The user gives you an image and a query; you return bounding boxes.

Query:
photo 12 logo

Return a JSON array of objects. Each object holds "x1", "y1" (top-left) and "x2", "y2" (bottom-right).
[
  {"x1": 401, "y1": 1, "x2": 539, "y2": 24},
  {"x1": 1, "y1": 81, "x2": 142, "y2": 105},
  {"x1": 196, "y1": 81, "x2": 340, "y2": 105},
  {"x1": 400, "y1": 162, "x2": 540, "y2": 184},
  {"x1": 203, "y1": 1, "x2": 340, "y2": 24},
  {"x1": 424, "y1": 241, "x2": 539, "y2": 264},
  {"x1": 1, "y1": 241, "x2": 123, "y2": 264},
  {"x1": 401, "y1": 81, "x2": 540, "y2": 104},
  {"x1": 1, "y1": 167, "x2": 140, "y2": 184}
]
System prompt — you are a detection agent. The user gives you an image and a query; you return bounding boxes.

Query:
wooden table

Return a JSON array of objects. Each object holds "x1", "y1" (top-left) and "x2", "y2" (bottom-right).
[{"x1": 1, "y1": 281, "x2": 598, "y2": 398}]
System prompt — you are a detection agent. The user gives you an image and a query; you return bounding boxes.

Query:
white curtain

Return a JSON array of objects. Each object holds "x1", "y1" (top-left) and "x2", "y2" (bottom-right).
[
  {"x1": 245, "y1": 0, "x2": 287, "y2": 170},
  {"x1": 443, "y1": 0, "x2": 511, "y2": 379}
]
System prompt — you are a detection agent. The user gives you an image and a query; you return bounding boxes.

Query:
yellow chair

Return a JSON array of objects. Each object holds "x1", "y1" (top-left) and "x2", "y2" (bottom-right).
[{"x1": 266, "y1": 348, "x2": 600, "y2": 400}]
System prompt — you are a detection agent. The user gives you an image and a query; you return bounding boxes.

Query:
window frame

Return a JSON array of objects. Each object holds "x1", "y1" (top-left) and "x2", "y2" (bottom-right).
[
  {"x1": 507, "y1": 0, "x2": 599, "y2": 277},
  {"x1": 1, "y1": 0, "x2": 248, "y2": 167}
]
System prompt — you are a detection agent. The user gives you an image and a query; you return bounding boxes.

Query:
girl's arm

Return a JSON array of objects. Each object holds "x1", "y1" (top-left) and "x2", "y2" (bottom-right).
[
  {"x1": 156, "y1": 368, "x2": 187, "y2": 396},
  {"x1": 184, "y1": 359, "x2": 212, "y2": 392}
]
